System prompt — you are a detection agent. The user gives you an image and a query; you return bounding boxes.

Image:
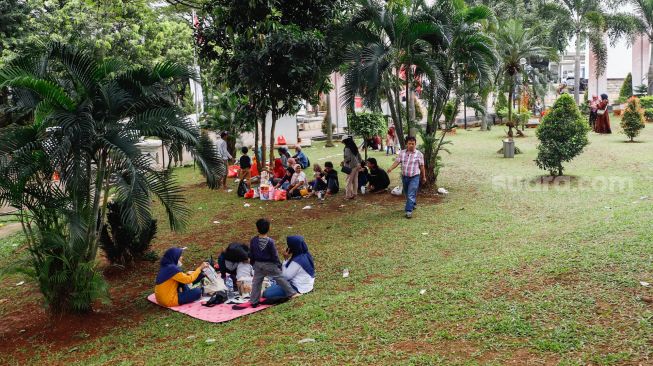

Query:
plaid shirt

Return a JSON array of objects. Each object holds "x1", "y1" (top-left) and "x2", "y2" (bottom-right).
[{"x1": 396, "y1": 149, "x2": 424, "y2": 177}]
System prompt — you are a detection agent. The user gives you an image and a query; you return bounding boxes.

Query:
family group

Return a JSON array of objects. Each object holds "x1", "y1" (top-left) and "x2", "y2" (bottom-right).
[{"x1": 154, "y1": 219, "x2": 315, "y2": 309}]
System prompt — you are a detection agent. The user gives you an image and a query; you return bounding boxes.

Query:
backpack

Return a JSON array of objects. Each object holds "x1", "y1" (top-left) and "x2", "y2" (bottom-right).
[
  {"x1": 202, "y1": 290, "x2": 228, "y2": 307},
  {"x1": 237, "y1": 180, "x2": 248, "y2": 197}
]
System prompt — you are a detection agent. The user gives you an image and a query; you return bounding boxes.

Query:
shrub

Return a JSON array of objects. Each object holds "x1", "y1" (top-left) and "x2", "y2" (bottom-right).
[
  {"x1": 644, "y1": 108, "x2": 653, "y2": 122},
  {"x1": 321, "y1": 115, "x2": 335, "y2": 135},
  {"x1": 535, "y1": 94, "x2": 590, "y2": 176},
  {"x1": 348, "y1": 112, "x2": 385, "y2": 158},
  {"x1": 620, "y1": 97, "x2": 646, "y2": 142},
  {"x1": 100, "y1": 201, "x2": 158, "y2": 265},
  {"x1": 496, "y1": 91, "x2": 508, "y2": 111},
  {"x1": 634, "y1": 84, "x2": 648, "y2": 97},
  {"x1": 443, "y1": 101, "x2": 457, "y2": 126},
  {"x1": 619, "y1": 73, "x2": 633, "y2": 99},
  {"x1": 496, "y1": 107, "x2": 509, "y2": 122},
  {"x1": 639, "y1": 95, "x2": 653, "y2": 109}
]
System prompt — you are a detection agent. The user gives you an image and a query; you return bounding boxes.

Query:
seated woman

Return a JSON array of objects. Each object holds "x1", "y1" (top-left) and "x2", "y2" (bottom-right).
[
  {"x1": 262, "y1": 236, "x2": 315, "y2": 300},
  {"x1": 272, "y1": 158, "x2": 286, "y2": 185},
  {"x1": 288, "y1": 164, "x2": 308, "y2": 198},
  {"x1": 307, "y1": 163, "x2": 327, "y2": 196},
  {"x1": 155, "y1": 247, "x2": 208, "y2": 307},
  {"x1": 274, "y1": 166, "x2": 295, "y2": 190}
]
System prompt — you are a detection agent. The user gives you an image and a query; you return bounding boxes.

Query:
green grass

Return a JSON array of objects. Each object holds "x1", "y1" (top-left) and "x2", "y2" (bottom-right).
[{"x1": 2, "y1": 120, "x2": 653, "y2": 365}]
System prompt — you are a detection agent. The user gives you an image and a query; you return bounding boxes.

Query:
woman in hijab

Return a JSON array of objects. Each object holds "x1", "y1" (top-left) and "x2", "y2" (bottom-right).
[
  {"x1": 272, "y1": 158, "x2": 286, "y2": 184},
  {"x1": 262, "y1": 236, "x2": 315, "y2": 299},
  {"x1": 341, "y1": 135, "x2": 362, "y2": 199},
  {"x1": 154, "y1": 247, "x2": 208, "y2": 307},
  {"x1": 594, "y1": 93, "x2": 612, "y2": 134}
]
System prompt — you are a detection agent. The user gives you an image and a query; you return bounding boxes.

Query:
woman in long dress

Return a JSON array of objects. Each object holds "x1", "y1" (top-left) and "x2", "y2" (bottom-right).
[{"x1": 594, "y1": 94, "x2": 612, "y2": 134}]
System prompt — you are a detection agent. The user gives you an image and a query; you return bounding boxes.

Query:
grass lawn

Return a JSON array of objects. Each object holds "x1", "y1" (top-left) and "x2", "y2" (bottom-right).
[{"x1": 1, "y1": 118, "x2": 653, "y2": 365}]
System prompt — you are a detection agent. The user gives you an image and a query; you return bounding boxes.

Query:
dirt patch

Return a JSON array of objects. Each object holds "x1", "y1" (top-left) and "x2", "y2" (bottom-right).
[{"x1": 0, "y1": 261, "x2": 154, "y2": 362}]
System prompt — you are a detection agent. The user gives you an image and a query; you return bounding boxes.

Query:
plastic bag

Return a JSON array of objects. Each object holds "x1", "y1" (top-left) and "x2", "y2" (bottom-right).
[
  {"x1": 244, "y1": 189, "x2": 255, "y2": 199},
  {"x1": 228, "y1": 165, "x2": 240, "y2": 178},
  {"x1": 274, "y1": 189, "x2": 287, "y2": 201},
  {"x1": 390, "y1": 186, "x2": 402, "y2": 196}
]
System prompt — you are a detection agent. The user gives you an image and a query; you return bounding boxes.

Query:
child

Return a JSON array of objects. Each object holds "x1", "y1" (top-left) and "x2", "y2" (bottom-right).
[
  {"x1": 238, "y1": 218, "x2": 298, "y2": 308},
  {"x1": 239, "y1": 146, "x2": 252, "y2": 189}
]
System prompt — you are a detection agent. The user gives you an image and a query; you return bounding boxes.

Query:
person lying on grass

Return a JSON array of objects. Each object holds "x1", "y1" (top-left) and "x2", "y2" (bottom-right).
[
  {"x1": 262, "y1": 235, "x2": 315, "y2": 300},
  {"x1": 233, "y1": 218, "x2": 299, "y2": 309},
  {"x1": 155, "y1": 247, "x2": 209, "y2": 307}
]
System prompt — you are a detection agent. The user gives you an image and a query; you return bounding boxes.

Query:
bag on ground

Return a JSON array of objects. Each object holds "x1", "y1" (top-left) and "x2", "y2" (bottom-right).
[
  {"x1": 244, "y1": 189, "x2": 255, "y2": 199},
  {"x1": 228, "y1": 165, "x2": 240, "y2": 178},
  {"x1": 391, "y1": 186, "x2": 403, "y2": 196},
  {"x1": 237, "y1": 180, "x2": 248, "y2": 197},
  {"x1": 274, "y1": 189, "x2": 287, "y2": 201}
]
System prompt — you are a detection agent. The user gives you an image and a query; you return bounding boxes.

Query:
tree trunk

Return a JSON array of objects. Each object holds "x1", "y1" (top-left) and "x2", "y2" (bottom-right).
[
  {"x1": 406, "y1": 66, "x2": 415, "y2": 130},
  {"x1": 394, "y1": 69, "x2": 406, "y2": 148},
  {"x1": 269, "y1": 109, "x2": 277, "y2": 167},
  {"x1": 261, "y1": 113, "x2": 267, "y2": 170},
  {"x1": 648, "y1": 38, "x2": 653, "y2": 95},
  {"x1": 325, "y1": 93, "x2": 334, "y2": 147},
  {"x1": 507, "y1": 88, "x2": 514, "y2": 138},
  {"x1": 574, "y1": 31, "x2": 581, "y2": 104},
  {"x1": 254, "y1": 116, "x2": 261, "y2": 171}
]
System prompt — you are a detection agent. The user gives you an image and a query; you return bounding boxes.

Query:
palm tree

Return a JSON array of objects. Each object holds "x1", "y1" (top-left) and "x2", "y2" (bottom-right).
[
  {"x1": 0, "y1": 43, "x2": 225, "y2": 313},
  {"x1": 627, "y1": 0, "x2": 653, "y2": 94},
  {"x1": 342, "y1": 0, "x2": 445, "y2": 148},
  {"x1": 542, "y1": 0, "x2": 636, "y2": 103},
  {"x1": 496, "y1": 20, "x2": 548, "y2": 138}
]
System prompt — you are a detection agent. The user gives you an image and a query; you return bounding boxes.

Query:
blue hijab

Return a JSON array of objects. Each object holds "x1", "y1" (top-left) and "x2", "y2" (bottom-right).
[
  {"x1": 285, "y1": 236, "x2": 315, "y2": 278},
  {"x1": 155, "y1": 247, "x2": 184, "y2": 285}
]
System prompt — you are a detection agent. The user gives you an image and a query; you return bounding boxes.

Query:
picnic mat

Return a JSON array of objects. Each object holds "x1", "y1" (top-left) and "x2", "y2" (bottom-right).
[{"x1": 147, "y1": 293, "x2": 271, "y2": 323}]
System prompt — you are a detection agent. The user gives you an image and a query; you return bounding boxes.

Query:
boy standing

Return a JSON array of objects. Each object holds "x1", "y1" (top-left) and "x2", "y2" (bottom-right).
[
  {"x1": 246, "y1": 219, "x2": 298, "y2": 307},
  {"x1": 239, "y1": 146, "x2": 252, "y2": 189}
]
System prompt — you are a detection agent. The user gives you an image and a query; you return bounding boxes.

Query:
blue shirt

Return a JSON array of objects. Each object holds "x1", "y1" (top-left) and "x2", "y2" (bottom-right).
[
  {"x1": 294, "y1": 151, "x2": 309, "y2": 169},
  {"x1": 249, "y1": 236, "x2": 281, "y2": 265}
]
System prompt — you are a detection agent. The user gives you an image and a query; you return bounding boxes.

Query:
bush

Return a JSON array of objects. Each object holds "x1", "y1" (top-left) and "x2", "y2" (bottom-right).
[
  {"x1": 639, "y1": 95, "x2": 653, "y2": 109},
  {"x1": 443, "y1": 101, "x2": 457, "y2": 126},
  {"x1": 496, "y1": 107, "x2": 509, "y2": 122},
  {"x1": 496, "y1": 91, "x2": 508, "y2": 111},
  {"x1": 100, "y1": 201, "x2": 158, "y2": 265},
  {"x1": 535, "y1": 94, "x2": 590, "y2": 176},
  {"x1": 620, "y1": 73, "x2": 633, "y2": 99},
  {"x1": 321, "y1": 115, "x2": 335, "y2": 135},
  {"x1": 634, "y1": 84, "x2": 648, "y2": 97},
  {"x1": 620, "y1": 97, "x2": 646, "y2": 142},
  {"x1": 644, "y1": 108, "x2": 653, "y2": 122}
]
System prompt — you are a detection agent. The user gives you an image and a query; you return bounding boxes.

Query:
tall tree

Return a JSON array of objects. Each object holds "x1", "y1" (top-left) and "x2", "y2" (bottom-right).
[
  {"x1": 541, "y1": 0, "x2": 635, "y2": 103},
  {"x1": 199, "y1": 0, "x2": 344, "y2": 166},
  {"x1": 342, "y1": 0, "x2": 443, "y2": 148},
  {"x1": 496, "y1": 20, "x2": 548, "y2": 138}
]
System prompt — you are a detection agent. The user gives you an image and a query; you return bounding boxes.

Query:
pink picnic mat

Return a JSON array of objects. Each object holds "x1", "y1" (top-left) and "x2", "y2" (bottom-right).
[{"x1": 147, "y1": 293, "x2": 271, "y2": 323}]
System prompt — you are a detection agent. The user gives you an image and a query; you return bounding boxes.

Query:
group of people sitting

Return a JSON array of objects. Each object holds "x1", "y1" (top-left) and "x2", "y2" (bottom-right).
[
  {"x1": 237, "y1": 142, "x2": 391, "y2": 201},
  {"x1": 154, "y1": 218, "x2": 315, "y2": 309}
]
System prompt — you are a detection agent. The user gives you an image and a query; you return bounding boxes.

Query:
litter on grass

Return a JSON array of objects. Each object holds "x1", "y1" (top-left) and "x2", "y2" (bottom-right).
[
  {"x1": 342, "y1": 269, "x2": 350, "y2": 278},
  {"x1": 205, "y1": 338, "x2": 216, "y2": 344},
  {"x1": 243, "y1": 203, "x2": 250, "y2": 208},
  {"x1": 421, "y1": 232, "x2": 429, "y2": 236},
  {"x1": 298, "y1": 338, "x2": 316, "y2": 344},
  {"x1": 227, "y1": 189, "x2": 233, "y2": 193},
  {"x1": 437, "y1": 187, "x2": 449, "y2": 195},
  {"x1": 419, "y1": 289, "x2": 426, "y2": 295},
  {"x1": 15, "y1": 281, "x2": 24, "y2": 286},
  {"x1": 302, "y1": 205, "x2": 312, "y2": 210},
  {"x1": 213, "y1": 221, "x2": 220, "y2": 224},
  {"x1": 640, "y1": 281, "x2": 650, "y2": 287}
]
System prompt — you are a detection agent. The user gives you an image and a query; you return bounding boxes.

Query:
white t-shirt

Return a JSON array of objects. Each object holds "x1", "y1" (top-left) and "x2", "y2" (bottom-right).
[
  {"x1": 282, "y1": 260, "x2": 314, "y2": 294},
  {"x1": 290, "y1": 172, "x2": 307, "y2": 188}
]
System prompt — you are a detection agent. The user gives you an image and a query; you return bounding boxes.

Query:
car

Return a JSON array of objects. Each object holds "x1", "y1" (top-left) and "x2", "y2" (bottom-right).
[{"x1": 565, "y1": 77, "x2": 587, "y2": 92}]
